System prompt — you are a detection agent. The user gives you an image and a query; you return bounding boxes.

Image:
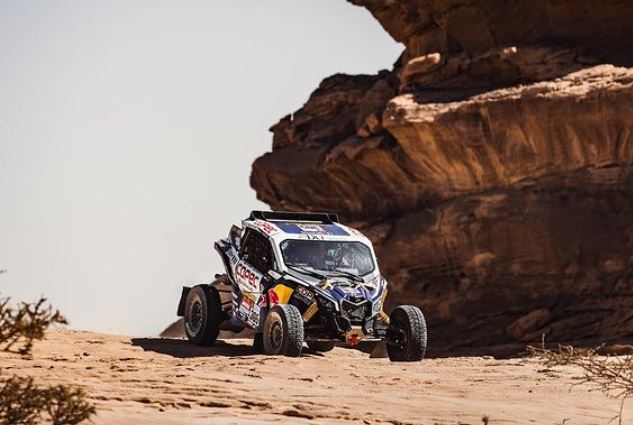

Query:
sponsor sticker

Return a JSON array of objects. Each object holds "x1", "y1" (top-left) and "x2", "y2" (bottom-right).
[
  {"x1": 236, "y1": 262, "x2": 261, "y2": 289},
  {"x1": 237, "y1": 295, "x2": 252, "y2": 318},
  {"x1": 254, "y1": 220, "x2": 279, "y2": 235},
  {"x1": 240, "y1": 295, "x2": 254, "y2": 309},
  {"x1": 236, "y1": 292, "x2": 261, "y2": 325},
  {"x1": 275, "y1": 222, "x2": 350, "y2": 236},
  {"x1": 295, "y1": 286, "x2": 314, "y2": 301},
  {"x1": 297, "y1": 224, "x2": 324, "y2": 233},
  {"x1": 229, "y1": 253, "x2": 239, "y2": 265},
  {"x1": 248, "y1": 309, "x2": 259, "y2": 325},
  {"x1": 237, "y1": 307, "x2": 249, "y2": 320},
  {"x1": 242, "y1": 291, "x2": 257, "y2": 303}
]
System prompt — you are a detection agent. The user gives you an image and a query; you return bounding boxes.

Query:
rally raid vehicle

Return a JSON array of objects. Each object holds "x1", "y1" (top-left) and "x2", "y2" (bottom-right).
[{"x1": 176, "y1": 211, "x2": 428, "y2": 361}]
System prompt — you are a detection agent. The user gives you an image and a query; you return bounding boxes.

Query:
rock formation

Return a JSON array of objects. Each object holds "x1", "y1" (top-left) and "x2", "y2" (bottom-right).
[{"x1": 251, "y1": 0, "x2": 633, "y2": 356}]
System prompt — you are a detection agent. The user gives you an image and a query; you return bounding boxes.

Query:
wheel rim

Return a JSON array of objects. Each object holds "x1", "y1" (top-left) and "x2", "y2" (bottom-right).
[
  {"x1": 269, "y1": 320, "x2": 283, "y2": 352},
  {"x1": 390, "y1": 317, "x2": 409, "y2": 350},
  {"x1": 189, "y1": 300, "x2": 203, "y2": 334}
]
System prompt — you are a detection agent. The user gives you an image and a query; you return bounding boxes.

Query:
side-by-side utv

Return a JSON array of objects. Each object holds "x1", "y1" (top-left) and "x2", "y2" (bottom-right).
[{"x1": 177, "y1": 211, "x2": 427, "y2": 361}]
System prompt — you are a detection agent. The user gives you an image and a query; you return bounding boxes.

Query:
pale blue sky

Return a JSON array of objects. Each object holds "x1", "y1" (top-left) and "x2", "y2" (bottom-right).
[{"x1": 0, "y1": 0, "x2": 401, "y2": 335}]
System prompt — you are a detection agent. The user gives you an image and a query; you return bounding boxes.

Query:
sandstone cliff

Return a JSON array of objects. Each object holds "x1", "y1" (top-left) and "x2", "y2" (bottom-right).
[{"x1": 251, "y1": 0, "x2": 633, "y2": 355}]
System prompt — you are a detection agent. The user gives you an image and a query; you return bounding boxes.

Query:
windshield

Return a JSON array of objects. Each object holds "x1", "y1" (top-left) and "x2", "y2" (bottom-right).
[{"x1": 280, "y1": 239, "x2": 375, "y2": 276}]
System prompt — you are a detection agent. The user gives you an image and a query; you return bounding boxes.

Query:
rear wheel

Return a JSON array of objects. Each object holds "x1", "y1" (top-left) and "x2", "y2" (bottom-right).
[
  {"x1": 184, "y1": 285, "x2": 222, "y2": 346},
  {"x1": 307, "y1": 341, "x2": 336, "y2": 353},
  {"x1": 263, "y1": 304, "x2": 304, "y2": 357},
  {"x1": 387, "y1": 305, "x2": 427, "y2": 362}
]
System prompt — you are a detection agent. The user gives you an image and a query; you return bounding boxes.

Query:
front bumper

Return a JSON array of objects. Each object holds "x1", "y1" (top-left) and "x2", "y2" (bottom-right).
[{"x1": 305, "y1": 310, "x2": 388, "y2": 346}]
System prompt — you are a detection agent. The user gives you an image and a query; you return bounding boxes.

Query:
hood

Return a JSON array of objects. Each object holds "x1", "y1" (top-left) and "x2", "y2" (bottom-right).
[{"x1": 284, "y1": 269, "x2": 384, "y2": 304}]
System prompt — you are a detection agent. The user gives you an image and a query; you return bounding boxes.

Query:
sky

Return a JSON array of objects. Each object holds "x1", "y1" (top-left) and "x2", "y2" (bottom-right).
[{"x1": 0, "y1": 0, "x2": 401, "y2": 336}]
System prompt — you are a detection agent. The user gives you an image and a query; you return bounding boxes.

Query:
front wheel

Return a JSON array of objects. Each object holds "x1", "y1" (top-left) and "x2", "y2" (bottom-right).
[
  {"x1": 387, "y1": 305, "x2": 427, "y2": 362},
  {"x1": 184, "y1": 285, "x2": 222, "y2": 346},
  {"x1": 263, "y1": 305, "x2": 304, "y2": 357}
]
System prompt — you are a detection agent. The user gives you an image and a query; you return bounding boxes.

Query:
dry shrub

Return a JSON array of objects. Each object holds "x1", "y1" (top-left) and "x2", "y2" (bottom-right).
[
  {"x1": 529, "y1": 345, "x2": 633, "y2": 424},
  {"x1": 0, "y1": 376, "x2": 95, "y2": 425},
  {"x1": 0, "y1": 295, "x2": 67, "y2": 355},
  {"x1": 0, "y1": 376, "x2": 42, "y2": 425},
  {"x1": 0, "y1": 292, "x2": 95, "y2": 424}
]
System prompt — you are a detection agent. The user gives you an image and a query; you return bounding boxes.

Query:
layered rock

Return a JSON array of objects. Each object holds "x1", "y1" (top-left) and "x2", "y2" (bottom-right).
[
  {"x1": 349, "y1": 0, "x2": 633, "y2": 65},
  {"x1": 251, "y1": 0, "x2": 633, "y2": 355}
]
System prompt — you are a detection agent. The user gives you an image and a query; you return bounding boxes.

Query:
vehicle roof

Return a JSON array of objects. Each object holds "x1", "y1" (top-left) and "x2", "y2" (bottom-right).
[{"x1": 242, "y1": 211, "x2": 372, "y2": 246}]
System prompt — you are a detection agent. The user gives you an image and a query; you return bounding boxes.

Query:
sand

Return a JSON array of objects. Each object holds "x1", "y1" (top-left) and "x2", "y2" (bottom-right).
[{"x1": 1, "y1": 329, "x2": 628, "y2": 425}]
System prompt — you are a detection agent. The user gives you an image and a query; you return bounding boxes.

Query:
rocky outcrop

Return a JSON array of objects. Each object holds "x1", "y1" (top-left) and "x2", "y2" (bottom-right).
[
  {"x1": 349, "y1": 0, "x2": 633, "y2": 66},
  {"x1": 251, "y1": 0, "x2": 633, "y2": 356}
]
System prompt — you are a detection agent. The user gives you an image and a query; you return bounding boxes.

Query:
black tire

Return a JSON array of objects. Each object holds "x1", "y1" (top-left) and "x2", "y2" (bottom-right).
[
  {"x1": 253, "y1": 333, "x2": 264, "y2": 354},
  {"x1": 387, "y1": 305, "x2": 427, "y2": 362},
  {"x1": 184, "y1": 285, "x2": 222, "y2": 346},
  {"x1": 263, "y1": 304, "x2": 304, "y2": 357},
  {"x1": 307, "y1": 341, "x2": 336, "y2": 353}
]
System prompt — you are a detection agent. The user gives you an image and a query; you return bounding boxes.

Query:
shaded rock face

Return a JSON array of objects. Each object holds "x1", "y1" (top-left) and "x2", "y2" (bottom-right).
[
  {"x1": 251, "y1": 0, "x2": 633, "y2": 355},
  {"x1": 349, "y1": 0, "x2": 633, "y2": 66}
]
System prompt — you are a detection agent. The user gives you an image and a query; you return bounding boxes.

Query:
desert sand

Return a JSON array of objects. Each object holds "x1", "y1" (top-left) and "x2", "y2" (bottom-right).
[{"x1": 1, "y1": 329, "x2": 628, "y2": 425}]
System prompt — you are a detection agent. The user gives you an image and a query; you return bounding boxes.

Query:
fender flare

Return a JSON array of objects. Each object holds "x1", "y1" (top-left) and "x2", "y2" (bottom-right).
[{"x1": 177, "y1": 286, "x2": 193, "y2": 316}]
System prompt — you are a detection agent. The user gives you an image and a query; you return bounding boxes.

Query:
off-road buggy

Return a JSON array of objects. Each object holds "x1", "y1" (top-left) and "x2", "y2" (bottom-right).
[{"x1": 176, "y1": 211, "x2": 427, "y2": 361}]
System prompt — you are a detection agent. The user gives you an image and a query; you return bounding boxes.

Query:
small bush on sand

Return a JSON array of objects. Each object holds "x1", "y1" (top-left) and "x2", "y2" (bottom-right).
[
  {"x1": 0, "y1": 376, "x2": 42, "y2": 425},
  {"x1": 0, "y1": 292, "x2": 95, "y2": 425},
  {"x1": 0, "y1": 376, "x2": 95, "y2": 425},
  {"x1": 529, "y1": 345, "x2": 633, "y2": 424},
  {"x1": 0, "y1": 295, "x2": 67, "y2": 355}
]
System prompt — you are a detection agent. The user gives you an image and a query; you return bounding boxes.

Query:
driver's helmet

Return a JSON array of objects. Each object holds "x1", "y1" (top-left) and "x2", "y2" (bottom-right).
[
  {"x1": 339, "y1": 246, "x2": 355, "y2": 268},
  {"x1": 323, "y1": 247, "x2": 339, "y2": 270}
]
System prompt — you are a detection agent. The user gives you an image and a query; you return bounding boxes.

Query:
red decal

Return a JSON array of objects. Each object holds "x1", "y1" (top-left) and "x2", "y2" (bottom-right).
[
  {"x1": 268, "y1": 289, "x2": 280, "y2": 305},
  {"x1": 241, "y1": 296, "x2": 254, "y2": 308},
  {"x1": 236, "y1": 263, "x2": 258, "y2": 287},
  {"x1": 349, "y1": 334, "x2": 359, "y2": 348},
  {"x1": 255, "y1": 221, "x2": 277, "y2": 235}
]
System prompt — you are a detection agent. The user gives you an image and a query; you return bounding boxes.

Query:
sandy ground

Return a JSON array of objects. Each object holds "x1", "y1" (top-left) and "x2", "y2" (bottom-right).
[{"x1": 1, "y1": 330, "x2": 629, "y2": 425}]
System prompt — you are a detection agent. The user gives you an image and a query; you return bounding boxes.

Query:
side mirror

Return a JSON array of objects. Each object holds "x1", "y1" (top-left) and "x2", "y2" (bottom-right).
[{"x1": 229, "y1": 225, "x2": 242, "y2": 249}]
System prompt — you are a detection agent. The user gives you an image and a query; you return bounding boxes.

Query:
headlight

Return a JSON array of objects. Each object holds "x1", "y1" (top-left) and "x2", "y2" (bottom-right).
[
  {"x1": 317, "y1": 296, "x2": 336, "y2": 312},
  {"x1": 369, "y1": 274, "x2": 382, "y2": 288}
]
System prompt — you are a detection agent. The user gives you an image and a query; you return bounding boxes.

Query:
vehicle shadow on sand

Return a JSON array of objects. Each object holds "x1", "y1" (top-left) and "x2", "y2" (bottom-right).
[
  {"x1": 131, "y1": 337, "x2": 328, "y2": 359},
  {"x1": 131, "y1": 338, "x2": 256, "y2": 358}
]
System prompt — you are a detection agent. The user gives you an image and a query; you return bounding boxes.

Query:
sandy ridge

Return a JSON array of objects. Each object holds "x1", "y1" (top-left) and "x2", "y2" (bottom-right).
[{"x1": 0, "y1": 329, "x2": 626, "y2": 425}]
